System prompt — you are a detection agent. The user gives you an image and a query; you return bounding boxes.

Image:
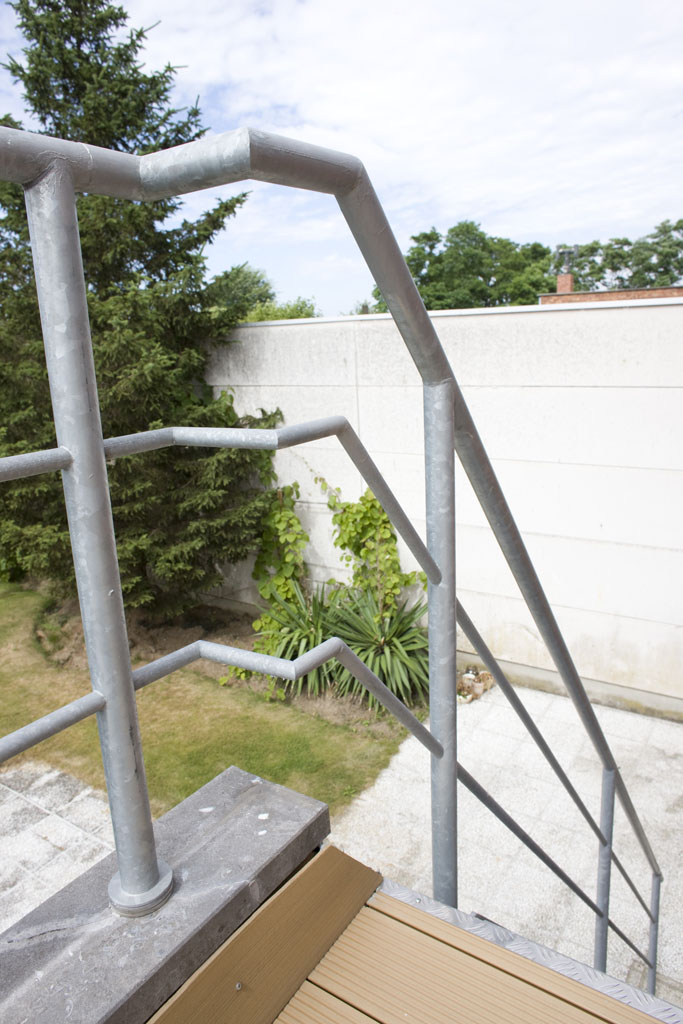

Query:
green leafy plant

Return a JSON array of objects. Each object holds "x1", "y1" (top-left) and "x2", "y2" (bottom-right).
[
  {"x1": 249, "y1": 479, "x2": 430, "y2": 706},
  {"x1": 252, "y1": 483, "x2": 309, "y2": 609},
  {"x1": 320, "y1": 481, "x2": 424, "y2": 613},
  {"x1": 254, "y1": 582, "x2": 339, "y2": 697},
  {"x1": 333, "y1": 589, "x2": 429, "y2": 707},
  {"x1": 231, "y1": 482, "x2": 310, "y2": 687}
]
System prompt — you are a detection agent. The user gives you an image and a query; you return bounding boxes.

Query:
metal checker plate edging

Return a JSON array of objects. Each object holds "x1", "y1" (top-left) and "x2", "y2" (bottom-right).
[{"x1": 378, "y1": 879, "x2": 681, "y2": 1023}]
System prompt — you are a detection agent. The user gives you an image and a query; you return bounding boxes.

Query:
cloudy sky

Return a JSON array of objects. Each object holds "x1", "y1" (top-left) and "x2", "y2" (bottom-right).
[{"x1": 0, "y1": 0, "x2": 682, "y2": 315}]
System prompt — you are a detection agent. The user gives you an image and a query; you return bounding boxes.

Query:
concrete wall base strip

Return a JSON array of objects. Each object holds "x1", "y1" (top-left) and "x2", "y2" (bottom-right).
[{"x1": 460, "y1": 653, "x2": 683, "y2": 724}]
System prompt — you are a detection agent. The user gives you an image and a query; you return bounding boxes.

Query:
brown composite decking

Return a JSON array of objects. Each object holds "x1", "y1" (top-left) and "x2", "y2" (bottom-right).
[{"x1": 149, "y1": 846, "x2": 654, "y2": 1024}]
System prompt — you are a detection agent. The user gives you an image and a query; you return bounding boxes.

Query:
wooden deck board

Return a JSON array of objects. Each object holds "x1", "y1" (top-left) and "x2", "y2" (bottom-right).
[
  {"x1": 147, "y1": 847, "x2": 381, "y2": 1024},
  {"x1": 366, "y1": 892, "x2": 653, "y2": 1024},
  {"x1": 148, "y1": 846, "x2": 655, "y2": 1024},
  {"x1": 310, "y1": 905, "x2": 604, "y2": 1024},
  {"x1": 275, "y1": 981, "x2": 376, "y2": 1023}
]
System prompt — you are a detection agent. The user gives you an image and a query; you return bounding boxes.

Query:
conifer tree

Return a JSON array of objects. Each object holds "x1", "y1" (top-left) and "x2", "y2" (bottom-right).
[{"x1": 0, "y1": 0, "x2": 278, "y2": 615}]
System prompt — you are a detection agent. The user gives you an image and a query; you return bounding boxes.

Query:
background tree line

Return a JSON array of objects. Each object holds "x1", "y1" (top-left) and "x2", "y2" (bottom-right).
[{"x1": 370, "y1": 218, "x2": 683, "y2": 312}]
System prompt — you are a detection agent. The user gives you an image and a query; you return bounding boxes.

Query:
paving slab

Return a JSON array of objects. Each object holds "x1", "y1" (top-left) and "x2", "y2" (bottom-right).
[
  {"x1": 0, "y1": 762, "x2": 114, "y2": 934},
  {"x1": 329, "y1": 685, "x2": 683, "y2": 1009}
]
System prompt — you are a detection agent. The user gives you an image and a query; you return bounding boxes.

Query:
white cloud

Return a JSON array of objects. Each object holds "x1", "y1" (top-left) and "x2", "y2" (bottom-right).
[{"x1": 1, "y1": 0, "x2": 682, "y2": 311}]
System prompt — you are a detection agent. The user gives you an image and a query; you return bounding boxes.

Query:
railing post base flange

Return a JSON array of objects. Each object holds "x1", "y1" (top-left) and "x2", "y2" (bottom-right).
[{"x1": 109, "y1": 860, "x2": 174, "y2": 917}]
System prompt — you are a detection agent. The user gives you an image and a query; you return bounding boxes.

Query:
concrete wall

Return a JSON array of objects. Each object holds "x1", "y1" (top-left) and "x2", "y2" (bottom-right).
[{"x1": 206, "y1": 298, "x2": 683, "y2": 711}]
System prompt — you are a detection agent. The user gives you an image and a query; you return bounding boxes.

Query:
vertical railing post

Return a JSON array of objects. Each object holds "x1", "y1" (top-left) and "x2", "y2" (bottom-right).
[
  {"x1": 424, "y1": 380, "x2": 458, "y2": 906},
  {"x1": 24, "y1": 160, "x2": 173, "y2": 915},
  {"x1": 648, "y1": 872, "x2": 661, "y2": 994},
  {"x1": 594, "y1": 767, "x2": 615, "y2": 972}
]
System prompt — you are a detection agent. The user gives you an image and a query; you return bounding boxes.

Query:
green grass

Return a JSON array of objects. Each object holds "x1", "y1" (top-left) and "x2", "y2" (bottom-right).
[{"x1": 0, "y1": 583, "x2": 404, "y2": 816}]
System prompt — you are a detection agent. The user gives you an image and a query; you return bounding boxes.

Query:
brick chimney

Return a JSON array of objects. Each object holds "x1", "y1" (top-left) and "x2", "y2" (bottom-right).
[{"x1": 556, "y1": 272, "x2": 574, "y2": 294}]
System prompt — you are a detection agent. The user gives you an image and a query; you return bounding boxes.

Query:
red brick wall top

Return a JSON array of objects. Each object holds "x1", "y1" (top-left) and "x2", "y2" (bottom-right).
[{"x1": 539, "y1": 285, "x2": 683, "y2": 305}]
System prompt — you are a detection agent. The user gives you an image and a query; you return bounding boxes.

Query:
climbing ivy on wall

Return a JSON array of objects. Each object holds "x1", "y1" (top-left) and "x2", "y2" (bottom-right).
[{"x1": 247, "y1": 480, "x2": 429, "y2": 706}]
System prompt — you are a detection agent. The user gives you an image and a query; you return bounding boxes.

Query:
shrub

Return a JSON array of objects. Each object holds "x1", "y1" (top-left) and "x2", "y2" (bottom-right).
[
  {"x1": 253, "y1": 582, "x2": 338, "y2": 697},
  {"x1": 333, "y1": 589, "x2": 429, "y2": 707},
  {"x1": 250, "y1": 482, "x2": 430, "y2": 707},
  {"x1": 323, "y1": 483, "x2": 423, "y2": 613}
]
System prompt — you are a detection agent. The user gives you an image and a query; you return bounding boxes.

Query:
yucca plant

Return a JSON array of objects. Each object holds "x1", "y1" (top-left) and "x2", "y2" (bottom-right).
[
  {"x1": 253, "y1": 581, "x2": 339, "y2": 697},
  {"x1": 332, "y1": 590, "x2": 429, "y2": 707}
]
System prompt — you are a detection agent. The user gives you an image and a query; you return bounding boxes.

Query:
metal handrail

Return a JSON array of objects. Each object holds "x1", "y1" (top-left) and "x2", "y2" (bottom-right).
[
  {"x1": 101, "y1": 418, "x2": 442, "y2": 585},
  {"x1": 0, "y1": 123, "x2": 661, "y2": 989},
  {"x1": 460, "y1": 761, "x2": 653, "y2": 968},
  {"x1": 0, "y1": 417, "x2": 442, "y2": 764},
  {"x1": 456, "y1": 602, "x2": 654, "y2": 922},
  {"x1": 452, "y1": 389, "x2": 661, "y2": 877},
  {"x1": 0, "y1": 422, "x2": 660, "y2": 984},
  {"x1": 132, "y1": 636, "x2": 442, "y2": 756}
]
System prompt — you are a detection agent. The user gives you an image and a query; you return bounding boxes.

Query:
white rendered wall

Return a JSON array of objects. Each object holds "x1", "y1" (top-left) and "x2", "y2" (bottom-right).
[{"x1": 206, "y1": 299, "x2": 683, "y2": 707}]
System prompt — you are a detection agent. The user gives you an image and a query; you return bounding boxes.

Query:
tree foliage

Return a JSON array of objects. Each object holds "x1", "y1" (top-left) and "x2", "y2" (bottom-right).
[
  {"x1": 551, "y1": 219, "x2": 683, "y2": 292},
  {"x1": 208, "y1": 263, "x2": 319, "y2": 322},
  {"x1": 0, "y1": 0, "x2": 279, "y2": 615},
  {"x1": 245, "y1": 296, "x2": 319, "y2": 322},
  {"x1": 373, "y1": 221, "x2": 555, "y2": 311},
  {"x1": 371, "y1": 218, "x2": 683, "y2": 312}
]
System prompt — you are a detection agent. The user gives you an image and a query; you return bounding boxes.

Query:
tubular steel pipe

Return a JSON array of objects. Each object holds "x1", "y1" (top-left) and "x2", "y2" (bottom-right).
[
  {"x1": 337, "y1": 173, "x2": 453, "y2": 386},
  {"x1": 648, "y1": 873, "x2": 662, "y2": 994},
  {"x1": 594, "y1": 768, "x2": 616, "y2": 972},
  {"x1": 103, "y1": 419, "x2": 441, "y2": 585},
  {"x1": 0, "y1": 122, "x2": 659, "y2": 945},
  {"x1": 0, "y1": 125, "x2": 141, "y2": 198},
  {"x1": 461, "y1": 762, "x2": 654, "y2": 969},
  {"x1": 451, "y1": 390, "x2": 660, "y2": 878},
  {"x1": 24, "y1": 161, "x2": 172, "y2": 917},
  {"x1": 0, "y1": 691, "x2": 105, "y2": 764},
  {"x1": 334, "y1": 420, "x2": 441, "y2": 585},
  {"x1": 0, "y1": 445, "x2": 72, "y2": 482},
  {"x1": 459, "y1": 602, "x2": 655, "y2": 927},
  {"x1": 331, "y1": 642, "x2": 442, "y2": 757},
  {"x1": 611, "y1": 852, "x2": 654, "y2": 923},
  {"x1": 424, "y1": 382, "x2": 458, "y2": 906},
  {"x1": 456, "y1": 600, "x2": 605, "y2": 845},
  {"x1": 141, "y1": 128, "x2": 364, "y2": 201},
  {"x1": 607, "y1": 918, "x2": 652, "y2": 970},
  {"x1": 457, "y1": 763, "x2": 602, "y2": 917},
  {"x1": 131, "y1": 637, "x2": 442, "y2": 758}
]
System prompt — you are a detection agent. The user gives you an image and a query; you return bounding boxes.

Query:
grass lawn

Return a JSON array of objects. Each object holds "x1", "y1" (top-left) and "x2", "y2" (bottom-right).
[{"x1": 0, "y1": 583, "x2": 405, "y2": 817}]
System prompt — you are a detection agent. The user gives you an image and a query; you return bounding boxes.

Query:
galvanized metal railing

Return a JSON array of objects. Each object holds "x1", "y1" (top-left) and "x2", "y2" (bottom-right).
[{"x1": 0, "y1": 125, "x2": 661, "y2": 988}]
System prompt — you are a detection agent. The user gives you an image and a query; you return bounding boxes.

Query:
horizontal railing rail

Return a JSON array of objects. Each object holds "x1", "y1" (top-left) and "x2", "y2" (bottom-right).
[
  {"x1": 101, "y1": 418, "x2": 442, "y2": 585},
  {"x1": 0, "y1": 420, "x2": 442, "y2": 766},
  {"x1": 0, "y1": 418, "x2": 441, "y2": 586},
  {"x1": 0, "y1": 415, "x2": 661, "y2": 986},
  {"x1": 132, "y1": 637, "x2": 442, "y2": 757},
  {"x1": 0, "y1": 445, "x2": 72, "y2": 481},
  {"x1": 0, "y1": 419, "x2": 659, "y2": 984},
  {"x1": 0, "y1": 635, "x2": 441, "y2": 763},
  {"x1": 0, "y1": 691, "x2": 106, "y2": 763}
]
